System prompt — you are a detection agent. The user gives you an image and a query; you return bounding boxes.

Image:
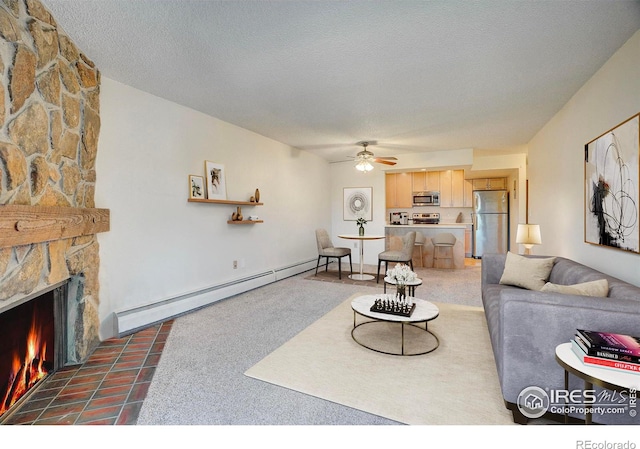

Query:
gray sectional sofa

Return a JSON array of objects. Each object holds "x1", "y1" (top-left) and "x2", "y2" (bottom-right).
[{"x1": 481, "y1": 253, "x2": 640, "y2": 424}]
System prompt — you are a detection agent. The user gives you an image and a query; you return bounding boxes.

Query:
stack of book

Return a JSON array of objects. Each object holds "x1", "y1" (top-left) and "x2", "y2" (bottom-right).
[{"x1": 571, "y1": 329, "x2": 640, "y2": 373}]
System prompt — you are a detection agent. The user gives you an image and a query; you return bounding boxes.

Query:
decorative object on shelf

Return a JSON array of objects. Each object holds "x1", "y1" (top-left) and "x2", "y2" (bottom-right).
[
  {"x1": 343, "y1": 187, "x2": 373, "y2": 221},
  {"x1": 516, "y1": 224, "x2": 542, "y2": 255},
  {"x1": 386, "y1": 263, "x2": 417, "y2": 301},
  {"x1": 584, "y1": 112, "x2": 639, "y2": 253},
  {"x1": 356, "y1": 217, "x2": 367, "y2": 236},
  {"x1": 255, "y1": 188, "x2": 260, "y2": 203},
  {"x1": 250, "y1": 196, "x2": 255, "y2": 202},
  {"x1": 188, "y1": 175, "x2": 205, "y2": 199},
  {"x1": 204, "y1": 161, "x2": 227, "y2": 200},
  {"x1": 235, "y1": 206, "x2": 243, "y2": 221},
  {"x1": 231, "y1": 211, "x2": 238, "y2": 221}
]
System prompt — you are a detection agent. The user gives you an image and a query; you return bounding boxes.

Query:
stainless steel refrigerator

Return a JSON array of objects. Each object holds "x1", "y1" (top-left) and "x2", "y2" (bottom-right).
[{"x1": 472, "y1": 190, "x2": 509, "y2": 258}]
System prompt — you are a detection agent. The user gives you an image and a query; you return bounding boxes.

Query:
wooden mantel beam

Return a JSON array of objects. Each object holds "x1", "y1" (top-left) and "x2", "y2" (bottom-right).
[{"x1": 0, "y1": 205, "x2": 110, "y2": 248}]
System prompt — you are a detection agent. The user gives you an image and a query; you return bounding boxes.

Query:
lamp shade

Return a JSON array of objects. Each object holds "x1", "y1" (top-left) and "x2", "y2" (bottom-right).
[
  {"x1": 516, "y1": 224, "x2": 542, "y2": 246},
  {"x1": 355, "y1": 159, "x2": 373, "y2": 172}
]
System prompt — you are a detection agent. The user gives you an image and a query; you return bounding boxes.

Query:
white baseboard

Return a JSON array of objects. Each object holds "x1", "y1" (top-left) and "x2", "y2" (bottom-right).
[{"x1": 115, "y1": 258, "x2": 316, "y2": 336}]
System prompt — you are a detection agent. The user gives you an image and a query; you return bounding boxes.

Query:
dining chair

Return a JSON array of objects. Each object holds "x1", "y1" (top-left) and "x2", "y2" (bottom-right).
[
  {"x1": 376, "y1": 231, "x2": 416, "y2": 282},
  {"x1": 315, "y1": 229, "x2": 353, "y2": 280}
]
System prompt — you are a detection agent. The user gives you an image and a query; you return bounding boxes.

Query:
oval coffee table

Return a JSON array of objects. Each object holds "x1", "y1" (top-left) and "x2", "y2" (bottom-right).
[{"x1": 351, "y1": 294, "x2": 439, "y2": 356}]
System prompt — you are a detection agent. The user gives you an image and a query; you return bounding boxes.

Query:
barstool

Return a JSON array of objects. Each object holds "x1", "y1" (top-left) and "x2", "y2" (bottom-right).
[
  {"x1": 432, "y1": 233, "x2": 456, "y2": 269},
  {"x1": 414, "y1": 233, "x2": 426, "y2": 267}
]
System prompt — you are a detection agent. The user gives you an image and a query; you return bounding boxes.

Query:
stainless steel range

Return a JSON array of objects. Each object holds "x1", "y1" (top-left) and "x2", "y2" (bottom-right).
[{"x1": 412, "y1": 212, "x2": 440, "y2": 224}]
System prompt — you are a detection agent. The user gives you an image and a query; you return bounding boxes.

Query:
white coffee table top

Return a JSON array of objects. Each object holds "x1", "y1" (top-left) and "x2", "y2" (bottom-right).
[{"x1": 351, "y1": 294, "x2": 439, "y2": 324}]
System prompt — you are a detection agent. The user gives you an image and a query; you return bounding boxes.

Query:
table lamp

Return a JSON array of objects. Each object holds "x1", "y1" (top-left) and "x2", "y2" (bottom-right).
[{"x1": 516, "y1": 224, "x2": 541, "y2": 255}]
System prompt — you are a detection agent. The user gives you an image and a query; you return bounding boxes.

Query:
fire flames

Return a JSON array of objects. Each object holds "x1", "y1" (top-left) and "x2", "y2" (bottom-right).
[{"x1": 0, "y1": 318, "x2": 50, "y2": 417}]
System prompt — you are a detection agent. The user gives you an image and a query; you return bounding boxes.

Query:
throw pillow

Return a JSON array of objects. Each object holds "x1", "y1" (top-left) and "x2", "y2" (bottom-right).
[
  {"x1": 499, "y1": 252, "x2": 556, "y2": 291},
  {"x1": 541, "y1": 279, "x2": 609, "y2": 297}
]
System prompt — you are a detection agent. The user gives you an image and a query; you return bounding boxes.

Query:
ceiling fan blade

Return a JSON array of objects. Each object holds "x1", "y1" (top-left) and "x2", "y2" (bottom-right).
[
  {"x1": 373, "y1": 156, "x2": 398, "y2": 161},
  {"x1": 374, "y1": 159, "x2": 397, "y2": 166}
]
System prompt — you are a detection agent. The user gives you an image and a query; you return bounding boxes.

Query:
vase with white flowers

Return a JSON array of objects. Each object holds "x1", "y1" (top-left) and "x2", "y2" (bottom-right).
[
  {"x1": 386, "y1": 263, "x2": 417, "y2": 301},
  {"x1": 356, "y1": 217, "x2": 367, "y2": 236}
]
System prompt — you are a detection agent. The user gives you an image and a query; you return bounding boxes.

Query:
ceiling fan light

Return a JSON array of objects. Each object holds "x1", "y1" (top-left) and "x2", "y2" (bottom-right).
[{"x1": 355, "y1": 159, "x2": 373, "y2": 172}]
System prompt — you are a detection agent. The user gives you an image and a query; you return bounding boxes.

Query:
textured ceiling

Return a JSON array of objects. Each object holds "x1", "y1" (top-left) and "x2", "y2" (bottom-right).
[{"x1": 41, "y1": 0, "x2": 640, "y2": 162}]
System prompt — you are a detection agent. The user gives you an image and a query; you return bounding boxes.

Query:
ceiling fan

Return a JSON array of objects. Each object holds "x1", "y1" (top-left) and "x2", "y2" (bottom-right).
[{"x1": 352, "y1": 141, "x2": 397, "y2": 172}]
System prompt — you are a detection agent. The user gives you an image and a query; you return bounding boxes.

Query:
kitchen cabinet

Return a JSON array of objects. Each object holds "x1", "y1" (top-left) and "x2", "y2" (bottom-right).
[
  {"x1": 472, "y1": 178, "x2": 507, "y2": 191},
  {"x1": 465, "y1": 225, "x2": 472, "y2": 257},
  {"x1": 464, "y1": 179, "x2": 473, "y2": 207},
  {"x1": 411, "y1": 171, "x2": 440, "y2": 192},
  {"x1": 385, "y1": 173, "x2": 412, "y2": 208},
  {"x1": 439, "y1": 169, "x2": 465, "y2": 207}
]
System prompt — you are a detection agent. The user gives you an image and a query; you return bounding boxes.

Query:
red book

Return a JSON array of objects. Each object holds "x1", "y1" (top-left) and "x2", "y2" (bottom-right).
[{"x1": 583, "y1": 356, "x2": 640, "y2": 373}]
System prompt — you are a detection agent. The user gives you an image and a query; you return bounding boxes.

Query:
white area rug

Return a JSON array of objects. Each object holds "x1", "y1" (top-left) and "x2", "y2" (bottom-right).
[{"x1": 245, "y1": 294, "x2": 514, "y2": 425}]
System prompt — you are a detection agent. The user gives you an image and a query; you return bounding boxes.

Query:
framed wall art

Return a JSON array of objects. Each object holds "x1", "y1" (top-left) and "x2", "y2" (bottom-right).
[
  {"x1": 343, "y1": 187, "x2": 373, "y2": 221},
  {"x1": 188, "y1": 175, "x2": 205, "y2": 199},
  {"x1": 204, "y1": 161, "x2": 227, "y2": 200},
  {"x1": 584, "y1": 113, "x2": 639, "y2": 253}
]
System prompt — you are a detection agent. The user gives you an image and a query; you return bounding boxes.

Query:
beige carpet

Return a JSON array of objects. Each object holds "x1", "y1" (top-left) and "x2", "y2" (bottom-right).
[{"x1": 244, "y1": 293, "x2": 514, "y2": 425}]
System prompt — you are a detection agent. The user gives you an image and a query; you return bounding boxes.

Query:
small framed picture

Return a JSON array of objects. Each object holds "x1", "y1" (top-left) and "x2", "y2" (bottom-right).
[
  {"x1": 204, "y1": 161, "x2": 227, "y2": 200},
  {"x1": 189, "y1": 175, "x2": 205, "y2": 199}
]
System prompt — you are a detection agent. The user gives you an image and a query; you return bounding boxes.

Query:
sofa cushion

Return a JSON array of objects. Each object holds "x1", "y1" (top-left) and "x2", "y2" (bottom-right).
[
  {"x1": 499, "y1": 252, "x2": 556, "y2": 291},
  {"x1": 540, "y1": 279, "x2": 609, "y2": 297}
]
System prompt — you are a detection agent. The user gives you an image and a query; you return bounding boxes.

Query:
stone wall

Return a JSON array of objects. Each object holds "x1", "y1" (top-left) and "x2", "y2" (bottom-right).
[{"x1": 0, "y1": 0, "x2": 102, "y2": 361}]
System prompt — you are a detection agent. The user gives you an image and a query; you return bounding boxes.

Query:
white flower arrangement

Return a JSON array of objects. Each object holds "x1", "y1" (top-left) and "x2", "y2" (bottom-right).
[{"x1": 386, "y1": 263, "x2": 417, "y2": 284}]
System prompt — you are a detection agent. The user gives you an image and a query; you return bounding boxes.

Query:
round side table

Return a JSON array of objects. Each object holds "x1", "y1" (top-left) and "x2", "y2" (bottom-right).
[
  {"x1": 555, "y1": 342, "x2": 640, "y2": 424},
  {"x1": 383, "y1": 276, "x2": 423, "y2": 296}
]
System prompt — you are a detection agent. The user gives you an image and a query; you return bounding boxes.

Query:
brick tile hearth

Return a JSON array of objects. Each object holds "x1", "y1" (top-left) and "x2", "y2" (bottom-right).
[{"x1": 2, "y1": 321, "x2": 173, "y2": 425}]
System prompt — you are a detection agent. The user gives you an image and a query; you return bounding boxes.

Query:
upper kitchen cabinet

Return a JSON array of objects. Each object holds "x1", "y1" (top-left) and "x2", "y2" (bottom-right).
[
  {"x1": 464, "y1": 179, "x2": 473, "y2": 207},
  {"x1": 439, "y1": 169, "x2": 465, "y2": 207},
  {"x1": 472, "y1": 178, "x2": 507, "y2": 191},
  {"x1": 386, "y1": 173, "x2": 413, "y2": 208},
  {"x1": 411, "y1": 171, "x2": 440, "y2": 192}
]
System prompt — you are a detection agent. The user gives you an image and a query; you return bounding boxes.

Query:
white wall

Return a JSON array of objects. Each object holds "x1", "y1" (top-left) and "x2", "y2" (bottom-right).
[
  {"x1": 95, "y1": 78, "x2": 331, "y2": 338},
  {"x1": 528, "y1": 30, "x2": 640, "y2": 286}
]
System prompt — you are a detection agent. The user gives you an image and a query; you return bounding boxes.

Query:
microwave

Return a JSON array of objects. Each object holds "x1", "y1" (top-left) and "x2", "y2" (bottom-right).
[{"x1": 413, "y1": 191, "x2": 440, "y2": 206}]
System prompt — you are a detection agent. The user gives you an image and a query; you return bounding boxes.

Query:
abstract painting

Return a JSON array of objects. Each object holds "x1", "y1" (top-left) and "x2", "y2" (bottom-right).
[
  {"x1": 343, "y1": 187, "x2": 373, "y2": 221},
  {"x1": 204, "y1": 161, "x2": 226, "y2": 200},
  {"x1": 585, "y1": 113, "x2": 639, "y2": 253}
]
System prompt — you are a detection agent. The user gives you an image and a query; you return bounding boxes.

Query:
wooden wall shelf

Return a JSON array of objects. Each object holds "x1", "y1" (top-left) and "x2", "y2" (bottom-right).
[
  {"x1": 227, "y1": 220, "x2": 264, "y2": 224},
  {"x1": 188, "y1": 198, "x2": 263, "y2": 206}
]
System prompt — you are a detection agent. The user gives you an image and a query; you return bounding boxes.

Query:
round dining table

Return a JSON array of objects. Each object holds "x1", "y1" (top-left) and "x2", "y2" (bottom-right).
[{"x1": 337, "y1": 234, "x2": 386, "y2": 280}]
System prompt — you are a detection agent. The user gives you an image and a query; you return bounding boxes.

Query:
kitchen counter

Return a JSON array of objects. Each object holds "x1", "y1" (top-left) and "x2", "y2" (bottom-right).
[
  {"x1": 386, "y1": 223, "x2": 469, "y2": 228},
  {"x1": 385, "y1": 225, "x2": 466, "y2": 268}
]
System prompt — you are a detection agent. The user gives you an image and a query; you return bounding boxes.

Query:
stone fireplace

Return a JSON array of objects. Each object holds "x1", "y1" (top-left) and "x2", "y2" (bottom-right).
[{"x1": 0, "y1": 0, "x2": 108, "y2": 400}]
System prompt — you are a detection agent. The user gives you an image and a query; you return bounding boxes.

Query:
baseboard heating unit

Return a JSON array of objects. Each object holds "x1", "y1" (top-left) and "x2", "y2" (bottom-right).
[{"x1": 115, "y1": 258, "x2": 316, "y2": 336}]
